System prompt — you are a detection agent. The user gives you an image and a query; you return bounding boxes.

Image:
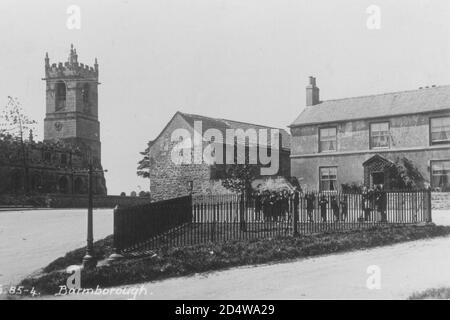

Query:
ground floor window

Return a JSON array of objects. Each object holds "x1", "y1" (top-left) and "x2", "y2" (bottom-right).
[
  {"x1": 319, "y1": 167, "x2": 337, "y2": 191},
  {"x1": 431, "y1": 160, "x2": 450, "y2": 191}
]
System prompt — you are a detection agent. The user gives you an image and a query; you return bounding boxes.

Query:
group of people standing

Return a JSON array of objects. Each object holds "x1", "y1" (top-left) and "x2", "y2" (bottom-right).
[
  {"x1": 304, "y1": 192, "x2": 348, "y2": 222},
  {"x1": 250, "y1": 185, "x2": 388, "y2": 223},
  {"x1": 252, "y1": 190, "x2": 296, "y2": 221},
  {"x1": 362, "y1": 185, "x2": 388, "y2": 222}
]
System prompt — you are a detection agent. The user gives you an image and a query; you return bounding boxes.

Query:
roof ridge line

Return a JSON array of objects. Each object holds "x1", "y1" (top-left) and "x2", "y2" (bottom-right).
[
  {"x1": 219, "y1": 118, "x2": 287, "y2": 131},
  {"x1": 319, "y1": 84, "x2": 450, "y2": 104},
  {"x1": 179, "y1": 111, "x2": 288, "y2": 132}
]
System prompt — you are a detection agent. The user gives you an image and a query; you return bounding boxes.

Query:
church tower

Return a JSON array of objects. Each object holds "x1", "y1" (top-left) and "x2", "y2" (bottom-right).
[{"x1": 43, "y1": 45, "x2": 101, "y2": 165}]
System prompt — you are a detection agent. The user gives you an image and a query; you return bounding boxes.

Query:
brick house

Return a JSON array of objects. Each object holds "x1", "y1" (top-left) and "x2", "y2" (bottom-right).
[
  {"x1": 148, "y1": 112, "x2": 291, "y2": 201},
  {"x1": 289, "y1": 77, "x2": 450, "y2": 191}
]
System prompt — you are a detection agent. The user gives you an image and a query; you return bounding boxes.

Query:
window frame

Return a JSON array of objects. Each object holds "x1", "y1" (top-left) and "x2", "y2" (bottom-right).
[
  {"x1": 430, "y1": 116, "x2": 450, "y2": 145},
  {"x1": 369, "y1": 121, "x2": 390, "y2": 150},
  {"x1": 318, "y1": 126, "x2": 337, "y2": 153},
  {"x1": 319, "y1": 166, "x2": 338, "y2": 192},
  {"x1": 430, "y1": 159, "x2": 450, "y2": 191}
]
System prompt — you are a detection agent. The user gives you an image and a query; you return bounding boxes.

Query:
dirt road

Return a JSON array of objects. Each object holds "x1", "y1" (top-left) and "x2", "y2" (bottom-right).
[
  {"x1": 52, "y1": 210, "x2": 450, "y2": 300},
  {"x1": 0, "y1": 209, "x2": 112, "y2": 286}
]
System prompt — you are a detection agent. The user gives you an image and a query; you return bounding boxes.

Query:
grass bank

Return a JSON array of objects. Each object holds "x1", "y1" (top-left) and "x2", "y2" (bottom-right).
[
  {"x1": 20, "y1": 224, "x2": 450, "y2": 296},
  {"x1": 409, "y1": 287, "x2": 450, "y2": 300}
]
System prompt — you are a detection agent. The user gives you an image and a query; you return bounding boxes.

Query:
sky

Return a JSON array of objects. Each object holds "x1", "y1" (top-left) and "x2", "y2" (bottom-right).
[{"x1": 0, "y1": 0, "x2": 449, "y2": 195}]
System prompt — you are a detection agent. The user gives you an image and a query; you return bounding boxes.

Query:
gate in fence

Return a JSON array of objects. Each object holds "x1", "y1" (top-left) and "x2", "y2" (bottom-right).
[{"x1": 111, "y1": 189, "x2": 432, "y2": 254}]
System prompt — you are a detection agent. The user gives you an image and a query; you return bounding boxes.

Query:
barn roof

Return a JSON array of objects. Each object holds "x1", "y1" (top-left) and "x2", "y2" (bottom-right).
[{"x1": 179, "y1": 112, "x2": 291, "y2": 150}]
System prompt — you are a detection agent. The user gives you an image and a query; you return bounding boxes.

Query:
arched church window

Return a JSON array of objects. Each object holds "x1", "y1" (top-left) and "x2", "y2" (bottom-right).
[
  {"x1": 55, "y1": 81, "x2": 66, "y2": 111},
  {"x1": 44, "y1": 151, "x2": 51, "y2": 162},
  {"x1": 74, "y1": 177, "x2": 85, "y2": 194},
  {"x1": 58, "y1": 176, "x2": 69, "y2": 194},
  {"x1": 11, "y1": 171, "x2": 23, "y2": 194},
  {"x1": 31, "y1": 174, "x2": 42, "y2": 192},
  {"x1": 60, "y1": 153, "x2": 68, "y2": 166}
]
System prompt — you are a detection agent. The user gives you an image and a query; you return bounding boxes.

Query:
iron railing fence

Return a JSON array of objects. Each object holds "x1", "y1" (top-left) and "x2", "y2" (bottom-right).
[{"x1": 112, "y1": 189, "x2": 432, "y2": 253}]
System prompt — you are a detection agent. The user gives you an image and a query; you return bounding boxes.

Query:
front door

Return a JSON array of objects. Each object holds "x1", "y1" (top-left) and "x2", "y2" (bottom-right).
[{"x1": 372, "y1": 171, "x2": 384, "y2": 187}]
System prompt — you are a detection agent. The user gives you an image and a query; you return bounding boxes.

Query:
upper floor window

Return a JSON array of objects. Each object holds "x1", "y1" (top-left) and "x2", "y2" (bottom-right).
[
  {"x1": 370, "y1": 122, "x2": 390, "y2": 149},
  {"x1": 55, "y1": 82, "x2": 66, "y2": 111},
  {"x1": 319, "y1": 127, "x2": 337, "y2": 152},
  {"x1": 319, "y1": 167, "x2": 337, "y2": 191},
  {"x1": 430, "y1": 117, "x2": 450, "y2": 145}
]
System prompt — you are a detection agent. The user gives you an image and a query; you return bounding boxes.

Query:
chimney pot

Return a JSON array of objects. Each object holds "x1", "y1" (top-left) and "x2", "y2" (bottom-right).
[{"x1": 306, "y1": 76, "x2": 320, "y2": 106}]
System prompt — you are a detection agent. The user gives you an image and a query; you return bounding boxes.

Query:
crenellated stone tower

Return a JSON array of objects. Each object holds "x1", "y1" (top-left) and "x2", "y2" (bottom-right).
[{"x1": 43, "y1": 44, "x2": 101, "y2": 165}]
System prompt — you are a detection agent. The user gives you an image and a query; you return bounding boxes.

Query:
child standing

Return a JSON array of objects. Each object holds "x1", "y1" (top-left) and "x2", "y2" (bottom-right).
[{"x1": 319, "y1": 195, "x2": 328, "y2": 222}]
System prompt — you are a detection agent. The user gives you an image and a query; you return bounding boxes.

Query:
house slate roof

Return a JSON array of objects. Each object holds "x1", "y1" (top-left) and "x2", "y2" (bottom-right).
[
  {"x1": 179, "y1": 112, "x2": 291, "y2": 150},
  {"x1": 290, "y1": 85, "x2": 450, "y2": 127}
]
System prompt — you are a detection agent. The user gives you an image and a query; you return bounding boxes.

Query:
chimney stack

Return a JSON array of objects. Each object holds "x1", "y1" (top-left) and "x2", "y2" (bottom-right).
[{"x1": 306, "y1": 76, "x2": 320, "y2": 106}]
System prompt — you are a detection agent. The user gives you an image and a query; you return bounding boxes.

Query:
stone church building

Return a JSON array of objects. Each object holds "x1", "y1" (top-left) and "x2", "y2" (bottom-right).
[{"x1": 0, "y1": 45, "x2": 107, "y2": 195}]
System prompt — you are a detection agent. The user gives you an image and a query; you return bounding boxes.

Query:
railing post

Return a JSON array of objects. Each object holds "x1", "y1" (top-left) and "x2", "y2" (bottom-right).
[
  {"x1": 108, "y1": 205, "x2": 124, "y2": 262},
  {"x1": 426, "y1": 187, "x2": 432, "y2": 223},
  {"x1": 239, "y1": 192, "x2": 247, "y2": 232},
  {"x1": 211, "y1": 202, "x2": 216, "y2": 242},
  {"x1": 293, "y1": 191, "x2": 299, "y2": 236}
]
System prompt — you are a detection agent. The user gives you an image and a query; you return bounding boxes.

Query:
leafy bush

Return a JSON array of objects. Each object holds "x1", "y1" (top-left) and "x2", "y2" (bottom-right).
[
  {"x1": 409, "y1": 287, "x2": 450, "y2": 300},
  {"x1": 341, "y1": 182, "x2": 364, "y2": 193}
]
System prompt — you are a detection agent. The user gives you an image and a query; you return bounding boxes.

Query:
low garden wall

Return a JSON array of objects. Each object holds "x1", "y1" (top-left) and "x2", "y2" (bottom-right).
[
  {"x1": 0, "y1": 194, "x2": 151, "y2": 209},
  {"x1": 432, "y1": 192, "x2": 450, "y2": 210}
]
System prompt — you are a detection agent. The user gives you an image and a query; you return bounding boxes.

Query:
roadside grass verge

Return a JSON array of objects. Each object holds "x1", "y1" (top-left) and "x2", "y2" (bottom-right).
[
  {"x1": 42, "y1": 235, "x2": 114, "y2": 273},
  {"x1": 19, "y1": 224, "x2": 450, "y2": 296},
  {"x1": 409, "y1": 287, "x2": 450, "y2": 300}
]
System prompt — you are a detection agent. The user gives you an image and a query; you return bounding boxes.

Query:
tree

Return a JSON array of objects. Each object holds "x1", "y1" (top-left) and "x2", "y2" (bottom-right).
[
  {"x1": 215, "y1": 146, "x2": 260, "y2": 196},
  {"x1": 386, "y1": 157, "x2": 425, "y2": 190},
  {"x1": 0, "y1": 97, "x2": 37, "y2": 193},
  {"x1": 139, "y1": 190, "x2": 150, "y2": 197},
  {"x1": 137, "y1": 141, "x2": 151, "y2": 179},
  {"x1": 220, "y1": 163, "x2": 259, "y2": 195}
]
